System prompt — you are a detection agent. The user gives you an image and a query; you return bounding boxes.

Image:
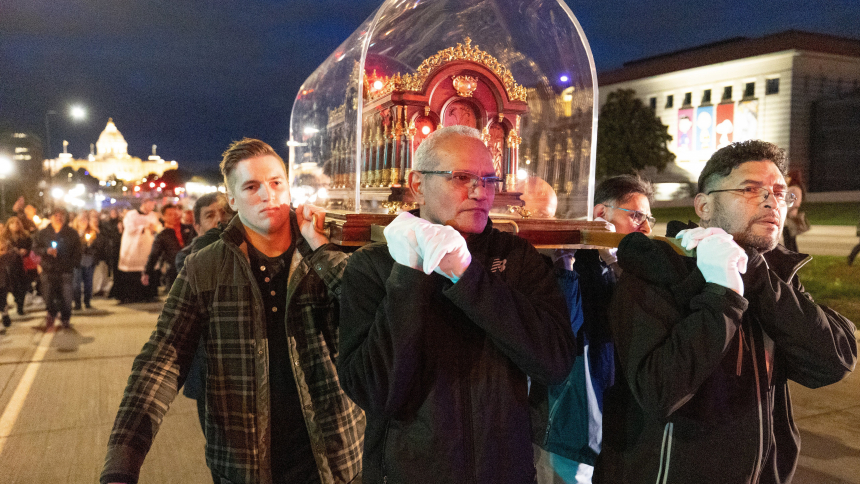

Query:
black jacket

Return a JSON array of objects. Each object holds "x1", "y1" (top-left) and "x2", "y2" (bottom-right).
[
  {"x1": 338, "y1": 219, "x2": 575, "y2": 484},
  {"x1": 594, "y1": 228, "x2": 857, "y2": 484},
  {"x1": 144, "y1": 225, "x2": 192, "y2": 283},
  {"x1": 33, "y1": 224, "x2": 82, "y2": 274}
]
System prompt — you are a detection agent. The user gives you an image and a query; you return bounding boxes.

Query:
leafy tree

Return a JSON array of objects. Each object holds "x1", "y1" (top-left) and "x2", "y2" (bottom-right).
[{"x1": 596, "y1": 89, "x2": 675, "y2": 178}]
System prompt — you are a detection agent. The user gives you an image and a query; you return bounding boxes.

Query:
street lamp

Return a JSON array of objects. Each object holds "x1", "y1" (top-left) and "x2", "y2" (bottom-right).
[
  {"x1": 0, "y1": 154, "x2": 14, "y2": 219},
  {"x1": 70, "y1": 105, "x2": 87, "y2": 121},
  {"x1": 45, "y1": 104, "x2": 88, "y2": 159}
]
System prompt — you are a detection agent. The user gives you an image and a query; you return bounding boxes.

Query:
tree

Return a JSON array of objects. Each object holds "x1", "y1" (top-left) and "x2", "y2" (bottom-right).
[{"x1": 596, "y1": 89, "x2": 675, "y2": 179}]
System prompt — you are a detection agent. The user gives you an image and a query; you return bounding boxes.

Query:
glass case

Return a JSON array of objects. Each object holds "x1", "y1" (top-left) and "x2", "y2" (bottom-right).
[{"x1": 290, "y1": 0, "x2": 601, "y2": 244}]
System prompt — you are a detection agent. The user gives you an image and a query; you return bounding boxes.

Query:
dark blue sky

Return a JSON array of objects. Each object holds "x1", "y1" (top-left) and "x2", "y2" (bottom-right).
[{"x1": 2, "y1": 0, "x2": 859, "y2": 172}]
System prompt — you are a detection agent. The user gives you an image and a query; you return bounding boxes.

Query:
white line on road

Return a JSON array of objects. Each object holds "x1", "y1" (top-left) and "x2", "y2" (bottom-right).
[{"x1": 0, "y1": 329, "x2": 56, "y2": 456}]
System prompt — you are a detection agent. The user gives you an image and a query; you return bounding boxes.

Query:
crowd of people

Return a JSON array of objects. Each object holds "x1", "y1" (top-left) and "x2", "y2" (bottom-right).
[
  {"x1": 0, "y1": 195, "x2": 206, "y2": 331},
  {"x1": 96, "y1": 133, "x2": 855, "y2": 484}
]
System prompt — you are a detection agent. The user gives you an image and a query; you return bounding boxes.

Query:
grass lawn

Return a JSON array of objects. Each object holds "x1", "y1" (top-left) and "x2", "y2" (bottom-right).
[
  {"x1": 652, "y1": 202, "x2": 860, "y2": 226},
  {"x1": 797, "y1": 255, "x2": 860, "y2": 324}
]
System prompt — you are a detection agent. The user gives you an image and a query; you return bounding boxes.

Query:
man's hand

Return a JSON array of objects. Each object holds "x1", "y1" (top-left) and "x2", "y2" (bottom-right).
[
  {"x1": 46, "y1": 248, "x2": 58, "y2": 257},
  {"x1": 696, "y1": 233, "x2": 748, "y2": 295},
  {"x1": 141, "y1": 274, "x2": 149, "y2": 286},
  {"x1": 675, "y1": 227, "x2": 729, "y2": 250},
  {"x1": 383, "y1": 211, "x2": 427, "y2": 271},
  {"x1": 415, "y1": 224, "x2": 472, "y2": 283},
  {"x1": 295, "y1": 204, "x2": 329, "y2": 251}
]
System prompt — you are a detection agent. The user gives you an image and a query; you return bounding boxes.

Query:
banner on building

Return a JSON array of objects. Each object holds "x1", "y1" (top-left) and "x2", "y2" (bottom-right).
[
  {"x1": 735, "y1": 100, "x2": 759, "y2": 142},
  {"x1": 677, "y1": 108, "x2": 694, "y2": 152},
  {"x1": 695, "y1": 105, "x2": 715, "y2": 151},
  {"x1": 715, "y1": 103, "x2": 735, "y2": 148}
]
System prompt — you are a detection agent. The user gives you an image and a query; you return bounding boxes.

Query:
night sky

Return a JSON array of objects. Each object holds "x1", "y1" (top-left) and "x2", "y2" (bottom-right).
[{"x1": 3, "y1": 0, "x2": 860, "y2": 173}]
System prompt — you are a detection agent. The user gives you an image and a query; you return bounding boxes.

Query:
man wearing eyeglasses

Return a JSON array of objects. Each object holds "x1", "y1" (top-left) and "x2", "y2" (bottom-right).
[
  {"x1": 594, "y1": 140, "x2": 856, "y2": 484},
  {"x1": 533, "y1": 175, "x2": 654, "y2": 484},
  {"x1": 338, "y1": 125, "x2": 575, "y2": 483}
]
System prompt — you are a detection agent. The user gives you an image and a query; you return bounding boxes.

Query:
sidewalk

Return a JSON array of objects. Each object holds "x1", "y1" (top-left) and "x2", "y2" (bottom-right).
[{"x1": 0, "y1": 297, "x2": 209, "y2": 484}]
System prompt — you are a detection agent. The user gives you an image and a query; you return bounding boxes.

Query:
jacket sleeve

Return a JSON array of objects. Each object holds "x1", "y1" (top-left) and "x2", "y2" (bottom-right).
[
  {"x1": 443, "y1": 240, "x2": 575, "y2": 385},
  {"x1": 33, "y1": 230, "x2": 49, "y2": 258},
  {"x1": 610, "y1": 271, "x2": 749, "y2": 418},
  {"x1": 337, "y1": 246, "x2": 442, "y2": 415},
  {"x1": 745, "y1": 259, "x2": 857, "y2": 388},
  {"x1": 143, "y1": 232, "x2": 165, "y2": 274},
  {"x1": 305, "y1": 243, "x2": 350, "y2": 299},
  {"x1": 101, "y1": 257, "x2": 207, "y2": 484}
]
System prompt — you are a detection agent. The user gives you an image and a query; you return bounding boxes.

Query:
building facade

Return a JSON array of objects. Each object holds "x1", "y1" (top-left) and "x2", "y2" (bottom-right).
[
  {"x1": 599, "y1": 31, "x2": 860, "y2": 194},
  {"x1": 44, "y1": 118, "x2": 177, "y2": 182}
]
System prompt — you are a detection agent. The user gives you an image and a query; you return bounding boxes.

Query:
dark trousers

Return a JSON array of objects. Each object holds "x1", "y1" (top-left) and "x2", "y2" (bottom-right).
[
  {"x1": 849, "y1": 242, "x2": 860, "y2": 265},
  {"x1": 42, "y1": 272, "x2": 74, "y2": 322},
  {"x1": 73, "y1": 265, "x2": 95, "y2": 306}
]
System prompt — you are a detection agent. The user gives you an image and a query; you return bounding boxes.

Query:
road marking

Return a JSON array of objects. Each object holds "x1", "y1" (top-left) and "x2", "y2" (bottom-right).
[{"x1": 0, "y1": 329, "x2": 55, "y2": 456}]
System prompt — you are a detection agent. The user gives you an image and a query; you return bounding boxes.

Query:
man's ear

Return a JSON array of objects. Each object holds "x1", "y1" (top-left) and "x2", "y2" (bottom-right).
[
  {"x1": 409, "y1": 171, "x2": 425, "y2": 205},
  {"x1": 593, "y1": 203, "x2": 607, "y2": 220},
  {"x1": 227, "y1": 189, "x2": 237, "y2": 212},
  {"x1": 693, "y1": 192, "x2": 710, "y2": 225}
]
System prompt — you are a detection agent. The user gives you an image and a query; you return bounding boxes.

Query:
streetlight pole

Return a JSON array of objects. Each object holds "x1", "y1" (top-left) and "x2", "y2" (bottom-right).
[{"x1": 45, "y1": 110, "x2": 57, "y2": 160}]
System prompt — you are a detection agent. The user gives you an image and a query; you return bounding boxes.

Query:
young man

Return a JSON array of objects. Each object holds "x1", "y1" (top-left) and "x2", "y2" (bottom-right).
[
  {"x1": 33, "y1": 207, "x2": 82, "y2": 329},
  {"x1": 141, "y1": 203, "x2": 194, "y2": 290},
  {"x1": 533, "y1": 175, "x2": 655, "y2": 484},
  {"x1": 102, "y1": 139, "x2": 364, "y2": 484},
  {"x1": 337, "y1": 126, "x2": 575, "y2": 483},
  {"x1": 595, "y1": 140, "x2": 857, "y2": 483}
]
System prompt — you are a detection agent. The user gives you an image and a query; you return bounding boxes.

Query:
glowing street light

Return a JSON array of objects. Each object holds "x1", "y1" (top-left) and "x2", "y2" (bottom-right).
[{"x1": 70, "y1": 105, "x2": 87, "y2": 120}]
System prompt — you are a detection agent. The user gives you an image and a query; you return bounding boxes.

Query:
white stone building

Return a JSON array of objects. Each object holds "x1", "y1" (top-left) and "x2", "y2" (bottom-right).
[{"x1": 599, "y1": 30, "x2": 860, "y2": 195}]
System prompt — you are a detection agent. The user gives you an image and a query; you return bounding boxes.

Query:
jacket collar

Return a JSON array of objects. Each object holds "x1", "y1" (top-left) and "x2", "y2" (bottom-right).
[
  {"x1": 220, "y1": 211, "x2": 309, "y2": 257},
  {"x1": 663, "y1": 220, "x2": 812, "y2": 283},
  {"x1": 406, "y1": 208, "x2": 495, "y2": 246}
]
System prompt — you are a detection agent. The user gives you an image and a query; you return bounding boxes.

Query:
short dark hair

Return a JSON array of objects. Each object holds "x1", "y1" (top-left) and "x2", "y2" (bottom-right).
[
  {"x1": 160, "y1": 203, "x2": 177, "y2": 215},
  {"x1": 220, "y1": 138, "x2": 284, "y2": 191},
  {"x1": 594, "y1": 175, "x2": 653, "y2": 206},
  {"x1": 193, "y1": 192, "x2": 230, "y2": 224},
  {"x1": 50, "y1": 207, "x2": 69, "y2": 220},
  {"x1": 698, "y1": 140, "x2": 787, "y2": 194}
]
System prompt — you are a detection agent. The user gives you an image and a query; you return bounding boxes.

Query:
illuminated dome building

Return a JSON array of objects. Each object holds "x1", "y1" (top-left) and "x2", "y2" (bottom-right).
[{"x1": 44, "y1": 118, "x2": 177, "y2": 182}]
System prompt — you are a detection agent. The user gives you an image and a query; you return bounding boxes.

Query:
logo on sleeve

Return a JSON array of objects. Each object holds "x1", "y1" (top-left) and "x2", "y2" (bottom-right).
[{"x1": 490, "y1": 258, "x2": 507, "y2": 273}]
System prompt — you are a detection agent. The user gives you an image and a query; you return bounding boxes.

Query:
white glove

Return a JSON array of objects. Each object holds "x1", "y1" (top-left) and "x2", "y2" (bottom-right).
[
  {"x1": 414, "y1": 223, "x2": 472, "y2": 283},
  {"x1": 695, "y1": 233, "x2": 748, "y2": 296},
  {"x1": 675, "y1": 227, "x2": 728, "y2": 250},
  {"x1": 383, "y1": 212, "x2": 429, "y2": 270},
  {"x1": 594, "y1": 216, "x2": 616, "y2": 233}
]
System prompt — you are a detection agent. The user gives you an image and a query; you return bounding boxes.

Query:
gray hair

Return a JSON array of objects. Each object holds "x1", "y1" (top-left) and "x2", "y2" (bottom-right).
[{"x1": 413, "y1": 125, "x2": 483, "y2": 171}]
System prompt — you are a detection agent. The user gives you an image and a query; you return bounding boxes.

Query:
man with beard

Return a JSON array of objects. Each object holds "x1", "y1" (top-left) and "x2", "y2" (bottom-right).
[{"x1": 594, "y1": 140, "x2": 856, "y2": 484}]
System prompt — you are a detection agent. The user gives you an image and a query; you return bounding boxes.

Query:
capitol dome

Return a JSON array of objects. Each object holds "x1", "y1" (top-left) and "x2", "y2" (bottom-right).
[{"x1": 95, "y1": 118, "x2": 129, "y2": 159}]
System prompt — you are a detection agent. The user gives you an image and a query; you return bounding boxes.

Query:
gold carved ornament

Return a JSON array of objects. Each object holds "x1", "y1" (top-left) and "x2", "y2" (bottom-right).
[
  {"x1": 452, "y1": 75, "x2": 478, "y2": 97},
  {"x1": 364, "y1": 38, "x2": 528, "y2": 103}
]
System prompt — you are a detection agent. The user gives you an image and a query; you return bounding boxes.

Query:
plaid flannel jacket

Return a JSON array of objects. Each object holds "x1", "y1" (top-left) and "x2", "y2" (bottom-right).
[{"x1": 102, "y1": 215, "x2": 365, "y2": 484}]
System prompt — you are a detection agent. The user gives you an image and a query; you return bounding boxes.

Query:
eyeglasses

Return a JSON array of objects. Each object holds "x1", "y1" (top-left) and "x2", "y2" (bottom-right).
[
  {"x1": 415, "y1": 171, "x2": 503, "y2": 190},
  {"x1": 707, "y1": 186, "x2": 797, "y2": 207},
  {"x1": 605, "y1": 206, "x2": 656, "y2": 227}
]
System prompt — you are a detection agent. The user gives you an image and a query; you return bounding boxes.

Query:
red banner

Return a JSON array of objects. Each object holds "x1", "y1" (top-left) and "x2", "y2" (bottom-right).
[{"x1": 716, "y1": 103, "x2": 735, "y2": 149}]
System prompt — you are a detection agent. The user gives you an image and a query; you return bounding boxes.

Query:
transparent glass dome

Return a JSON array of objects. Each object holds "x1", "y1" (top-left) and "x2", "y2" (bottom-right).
[{"x1": 289, "y1": 0, "x2": 597, "y2": 221}]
